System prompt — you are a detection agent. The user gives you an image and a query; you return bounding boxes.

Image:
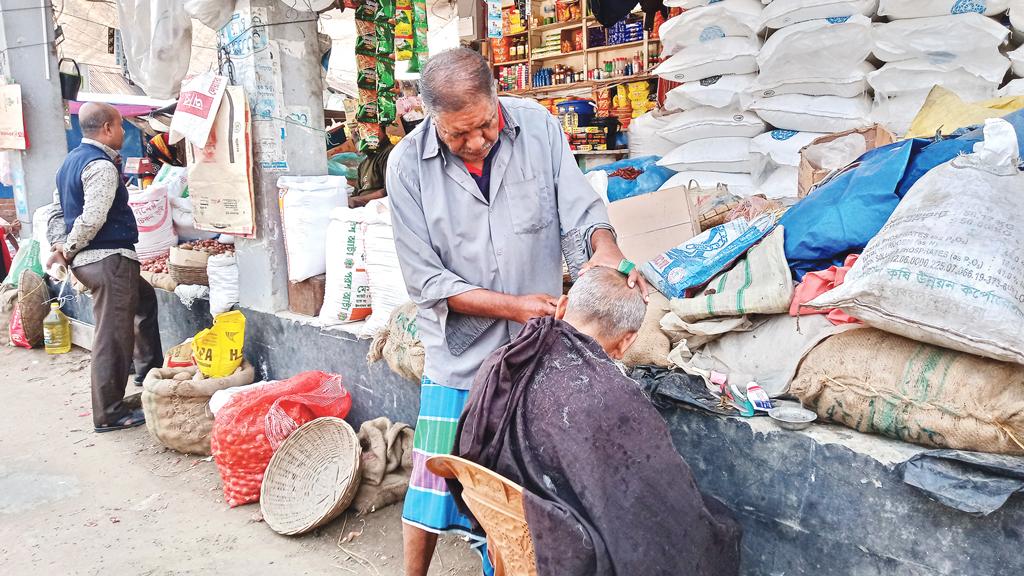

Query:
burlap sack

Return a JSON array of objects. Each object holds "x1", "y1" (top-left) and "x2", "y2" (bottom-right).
[
  {"x1": 622, "y1": 291, "x2": 672, "y2": 368},
  {"x1": 367, "y1": 302, "x2": 425, "y2": 384},
  {"x1": 142, "y1": 361, "x2": 255, "y2": 455},
  {"x1": 792, "y1": 329, "x2": 1024, "y2": 455},
  {"x1": 351, "y1": 417, "x2": 414, "y2": 515},
  {"x1": 15, "y1": 270, "x2": 49, "y2": 347}
]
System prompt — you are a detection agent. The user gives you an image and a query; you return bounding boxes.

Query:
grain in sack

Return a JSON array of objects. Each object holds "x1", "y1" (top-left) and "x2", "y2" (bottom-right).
[
  {"x1": 277, "y1": 175, "x2": 350, "y2": 283},
  {"x1": 876, "y1": 0, "x2": 1009, "y2": 19},
  {"x1": 320, "y1": 207, "x2": 373, "y2": 324},
  {"x1": 791, "y1": 329, "x2": 1024, "y2": 455},
  {"x1": 810, "y1": 119, "x2": 1024, "y2": 365},
  {"x1": 758, "y1": 0, "x2": 878, "y2": 29},
  {"x1": 658, "y1": 0, "x2": 762, "y2": 56}
]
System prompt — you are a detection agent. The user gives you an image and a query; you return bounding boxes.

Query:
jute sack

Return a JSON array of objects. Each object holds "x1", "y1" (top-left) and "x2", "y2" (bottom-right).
[
  {"x1": 367, "y1": 302, "x2": 425, "y2": 384},
  {"x1": 142, "y1": 361, "x2": 255, "y2": 455},
  {"x1": 622, "y1": 291, "x2": 672, "y2": 368},
  {"x1": 669, "y1": 227, "x2": 792, "y2": 322},
  {"x1": 791, "y1": 329, "x2": 1024, "y2": 455},
  {"x1": 351, "y1": 417, "x2": 414, "y2": 515}
]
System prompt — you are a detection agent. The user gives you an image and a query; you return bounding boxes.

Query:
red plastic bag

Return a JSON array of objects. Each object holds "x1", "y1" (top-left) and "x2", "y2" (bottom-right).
[
  {"x1": 210, "y1": 371, "x2": 352, "y2": 507},
  {"x1": 8, "y1": 306, "x2": 31, "y2": 349}
]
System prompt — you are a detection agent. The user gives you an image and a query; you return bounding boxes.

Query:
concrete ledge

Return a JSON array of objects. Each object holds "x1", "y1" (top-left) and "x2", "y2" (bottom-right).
[
  {"x1": 60, "y1": 287, "x2": 421, "y2": 428},
  {"x1": 663, "y1": 409, "x2": 1024, "y2": 576}
]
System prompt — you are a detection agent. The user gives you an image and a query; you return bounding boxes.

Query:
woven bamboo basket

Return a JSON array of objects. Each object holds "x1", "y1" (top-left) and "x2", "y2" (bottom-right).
[
  {"x1": 260, "y1": 417, "x2": 362, "y2": 535},
  {"x1": 168, "y1": 262, "x2": 209, "y2": 286}
]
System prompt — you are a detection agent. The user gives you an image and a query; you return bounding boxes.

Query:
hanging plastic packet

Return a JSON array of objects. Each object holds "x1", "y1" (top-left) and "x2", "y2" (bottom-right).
[
  {"x1": 358, "y1": 123, "x2": 383, "y2": 153},
  {"x1": 378, "y1": 95, "x2": 397, "y2": 125},
  {"x1": 376, "y1": 57, "x2": 396, "y2": 91},
  {"x1": 355, "y1": 31, "x2": 377, "y2": 57},
  {"x1": 376, "y1": 0, "x2": 395, "y2": 21},
  {"x1": 355, "y1": 0, "x2": 381, "y2": 22},
  {"x1": 376, "y1": 21, "x2": 395, "y2": 56},
  {"x1": 395, "y1": 0, "x2": 414, "y2": 61},
  {"x1": 408, "y1": 0, "x2": 429, "y2": 71},
  {"x1": 357, "y1": 101, "x2": 380, "y2": 123},
  {"x1": 357, "y1": 66, "x2": 379, "y2": 91}
]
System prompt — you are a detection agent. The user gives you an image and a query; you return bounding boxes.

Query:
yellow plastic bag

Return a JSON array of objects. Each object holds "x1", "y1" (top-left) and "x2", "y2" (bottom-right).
[
  {"x1": 192, "y1": 311, "x2": 246, "y2": 378},
  {"x1": 906, "y1": 86, "x2": 1024, "y2": 139}
]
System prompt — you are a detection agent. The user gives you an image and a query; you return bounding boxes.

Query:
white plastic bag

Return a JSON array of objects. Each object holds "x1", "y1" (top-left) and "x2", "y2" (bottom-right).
[
  {"x1": 207, "y1": 253, "x2": 239, "y2": 316},
  {"x1": 115, "y1": 0, "x2": 193, "y2": 100},
  {"x1": 659, "y1": 0, "x2": 762, "y2": 56},
  {"x1": 659, "y1": 171, "x2": 757, "y2": 196},
  {"x1": 657, "y1": 137, "x2": 756, "y2": 173},
  {"x1": 811, "y1": 118, "x2": 1024, "y2": 365},
  {"x1": 748, "y1": 94, "x2": 872, "y2": 133},
  {"x1": 658, "y1": 107, "x2": 766, "y2": 145},
  {"x1": 584, "y1": 170, "x2": 610, "y2": 205},
  {"x1": 665, "y1": 74, "x2": 756, "y2": 110},
  {"x1": 756, "y1": 15, "x2": 873, "y2": 87},
  {"x1": 759, "y1": 0, "x2": 878, "y2": 29},
  {"x1": 361, "y1": 199, "x2": 412, "y2": 338},
  {"x1": 277, "y1": 175, "x2": 350, "y2": 283},
  {"x1": 627, "y1": 111, "x2": 680, "y2": 158},
  {"x1": 877, "y1": 0, "x2": 1009, "y2": 19},
  {"x1": 872, "y1": 13, "x2": 1009, "y2": 65},
  {"x1": 129, "y1": 185, "x2": 178, "y2": 260},
  {"x1": 169, "y1": 72, "x2": 228, "y2": 148},
  {"x1": 320, "y1": 207, "x2": 373, "y2": 325},
  {"x1": 184, "y1": 0, "x2": 236, "y2": 31},
  {"x1": 654, "y1": 37, "x2": 760, "y2": 83}
]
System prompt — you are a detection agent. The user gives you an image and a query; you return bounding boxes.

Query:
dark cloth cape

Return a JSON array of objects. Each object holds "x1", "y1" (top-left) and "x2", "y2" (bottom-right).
[{"x1": 452, "y1": 316, "x2": 741, "y2": 576}]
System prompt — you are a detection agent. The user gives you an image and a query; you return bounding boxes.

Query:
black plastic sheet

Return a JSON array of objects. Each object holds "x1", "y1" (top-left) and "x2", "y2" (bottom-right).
[
  {"x1": 898, "y1": 449, "x2": 1024, "y2": 516},
  {"x1": 629, "y1": 366, "x2": 738, "y2": 416}
]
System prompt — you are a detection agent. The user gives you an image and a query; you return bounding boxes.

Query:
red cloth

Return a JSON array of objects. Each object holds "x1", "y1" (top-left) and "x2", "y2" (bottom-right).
[
  {"x1": 789, "y1": 254, "x2": 861, "y2": 325},
  {"x1": 1, "y1": 234, "x2": 12, "y2": 273}
]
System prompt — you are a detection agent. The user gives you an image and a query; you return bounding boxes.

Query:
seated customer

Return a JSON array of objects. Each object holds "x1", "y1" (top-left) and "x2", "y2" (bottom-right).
[{"x1": 453, "y1": 267, "x2": 741, "y2": 576}]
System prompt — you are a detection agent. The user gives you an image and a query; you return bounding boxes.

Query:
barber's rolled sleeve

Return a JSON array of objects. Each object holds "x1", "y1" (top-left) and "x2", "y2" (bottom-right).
[
  {"x1": 387, "y1": 156, "x2": 483, "y2": 327},
  {"x1": 547, "y1": 113, "x2": 615, "y2": 277}
]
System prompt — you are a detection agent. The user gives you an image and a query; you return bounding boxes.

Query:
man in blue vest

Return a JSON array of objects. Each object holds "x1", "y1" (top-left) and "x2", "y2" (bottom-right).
[{"x1": 47, "y1": 102, "x2": 162, "y2": 433}]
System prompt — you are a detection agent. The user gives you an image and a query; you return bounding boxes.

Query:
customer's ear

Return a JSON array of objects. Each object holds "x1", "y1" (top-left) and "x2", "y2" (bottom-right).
[
  {"x1": 555, "y1": 295, "x2": 569, "y2": 320},
  {"x1": 609, "y1": 331, "x2": 639, "y2": 360}
]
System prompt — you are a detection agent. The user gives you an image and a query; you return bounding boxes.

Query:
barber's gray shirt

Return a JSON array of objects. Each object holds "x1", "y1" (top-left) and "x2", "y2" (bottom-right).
[{"x1": 386, "y1": 97, "x2": 612, "y2": 390}]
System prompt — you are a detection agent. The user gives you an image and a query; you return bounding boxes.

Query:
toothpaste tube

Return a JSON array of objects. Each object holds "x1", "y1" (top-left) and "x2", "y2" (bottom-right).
[{"x1": 746, "y1": 381, "x2": 774, "y2": 412}]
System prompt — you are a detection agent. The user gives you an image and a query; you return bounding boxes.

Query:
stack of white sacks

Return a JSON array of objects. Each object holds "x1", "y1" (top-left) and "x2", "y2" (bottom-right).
[
  {"x1": 871, "y1": 1, "x2": 1010, "y2": 135},
  {"x1": 746, "y1": 0, "x2": 876, "y2": 199},
  {"x1": 655, "y1": 0, "x2": 765, "y2": 195},
  {"x1": 1003, "y1": 1, "x2": 1024, "y2": 96}
]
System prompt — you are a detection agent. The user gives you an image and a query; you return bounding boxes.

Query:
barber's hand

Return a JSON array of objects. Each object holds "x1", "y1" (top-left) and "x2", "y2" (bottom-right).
[
  {"x1": 46, "y1": 244, "x2": 69, "y2": 271},
  {"x1": 514, "y1": 293, "x2": 559, "y2": 324},
  {"x1": 581, "y1": 246, "x2": 650, "y2": 302}
]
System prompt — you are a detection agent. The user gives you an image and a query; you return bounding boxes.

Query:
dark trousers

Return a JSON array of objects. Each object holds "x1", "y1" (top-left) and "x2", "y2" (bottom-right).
[{"x1": 74, "y1": 255, "x2": 163, "y2": 427}]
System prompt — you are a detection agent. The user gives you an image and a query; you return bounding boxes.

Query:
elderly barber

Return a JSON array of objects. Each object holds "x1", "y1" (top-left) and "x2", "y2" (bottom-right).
[{"x1": 386, "y1": 47, "x2": 646, "y2": 576}]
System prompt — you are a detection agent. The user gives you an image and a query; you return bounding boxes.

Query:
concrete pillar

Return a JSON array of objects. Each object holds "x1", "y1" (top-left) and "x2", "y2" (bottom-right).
[
  {"x1": 0, "y1": 0, "x2": 69, "y2": 237},
  {"x1": 224, "y1": 1, "x2": 327, "y2": 313}
]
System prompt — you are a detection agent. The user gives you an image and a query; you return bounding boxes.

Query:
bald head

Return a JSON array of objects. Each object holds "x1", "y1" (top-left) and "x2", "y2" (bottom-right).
[{"x1": 79, "y1": 102, "x2": 124, "y2": 150}]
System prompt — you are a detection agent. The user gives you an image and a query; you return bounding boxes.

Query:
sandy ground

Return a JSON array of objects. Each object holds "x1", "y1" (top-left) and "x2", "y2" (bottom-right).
[{"x1": 0, "y1": 345, "x2": 481, "y2": 576}]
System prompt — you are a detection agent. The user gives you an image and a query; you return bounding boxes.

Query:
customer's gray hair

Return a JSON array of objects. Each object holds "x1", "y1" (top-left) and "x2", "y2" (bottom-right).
[
  {"x1": 419, "y1": 47, "x2": 497, "y2": 115},
  {"x1": 565, "y1": 267, "x2": 647, "y2": 339}
]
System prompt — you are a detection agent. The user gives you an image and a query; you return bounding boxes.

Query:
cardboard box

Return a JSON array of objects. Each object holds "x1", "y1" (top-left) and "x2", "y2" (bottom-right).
[
  {"x1": 169, "y1": 246, "x2": 210, "y2": 268},
  {"x1": 607, "y1": 185, "x2": 700, "y2": 264},
  {"x1": 797, "y1": 124, "x2": 895, "y2": 198}
]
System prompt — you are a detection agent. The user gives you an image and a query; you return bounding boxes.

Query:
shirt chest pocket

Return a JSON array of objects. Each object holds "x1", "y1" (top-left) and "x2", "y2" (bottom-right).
[{"x1": 502, "y1": 177, "x2": 553, "y2": 234}]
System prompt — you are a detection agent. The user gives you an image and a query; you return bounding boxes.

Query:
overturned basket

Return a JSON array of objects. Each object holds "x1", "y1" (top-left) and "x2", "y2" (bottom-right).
[
  {"x1": 168, "y1": 262, "x2": 209, "y2": 286},
  {"x1": 260, "y1": 417, "x2": 362, "y2": 535}
]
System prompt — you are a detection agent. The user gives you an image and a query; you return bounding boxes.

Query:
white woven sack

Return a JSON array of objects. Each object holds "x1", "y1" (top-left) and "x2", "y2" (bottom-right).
[
  {"x1": 659, "y1": 0, "x2": 762, "y2": 56},
  {"x1": 665, "y1": 74, "x2": 756, "y2": 111},
  {"x1": 657, "y1": 137, "x2": 756, "y2": 173},
  {"x1": 748, "y1": 94, "x2": 872, "y2": 133},
  {"x1": 877, "y1": 0, "x2": 1009, "y2": 19},
  {"x1": 756, "y1": 15, "x2": 872, "y2": 86},
  {"x1": 207, "y1": 253, "x2": 238, "y2": 316},
  {"x1": 757, "y1": 165, "x2": 800, "y2": 199},
  {"x1": 654, "y1": 37, "x2": 760, "y2": 83},
  {"x1": 872, "y1": 13, "x2": 1009, "y2": 63},
  {"x1": 750, "y1": 130, "x2": 827, "y2": 168},
  {"x1": 277, "y1": 175, "x2": 350, "y2": 283},
  {"x1": 1011, "y1": 45, "x2": 1024, "y2": 77},
  {"x1": 361, "y1": 199, "x2": 412, "y2": 339},
  {"x1": 658, "y1": 171, "x2": 757, "y2": 196},
  {"x1": 658, "y1": 107, "x2": 766, "y2": 145},
  {"x1": 747, "y1": 62, "x2": 874, "y2": 101},
  {"x1": 810, "y1": 119, "x2": 1024, "y2": 365},
  {"x1": 627, "y1": 111, "x2": 680, "y2": 158},
  {"x1": 759, "y1": 0, "x2": 877, "y2": 30}
]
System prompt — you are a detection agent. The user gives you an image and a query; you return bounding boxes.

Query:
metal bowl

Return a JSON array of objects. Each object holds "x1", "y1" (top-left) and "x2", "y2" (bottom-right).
[{"x1": 769, "y1": 405, "x2": 817, "y2": 431}]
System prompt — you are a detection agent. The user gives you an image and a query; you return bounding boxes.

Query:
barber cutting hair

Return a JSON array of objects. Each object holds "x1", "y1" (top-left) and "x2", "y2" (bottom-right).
[{"x1": 386, "y1": 46, "x2": 647, "y2": 575}]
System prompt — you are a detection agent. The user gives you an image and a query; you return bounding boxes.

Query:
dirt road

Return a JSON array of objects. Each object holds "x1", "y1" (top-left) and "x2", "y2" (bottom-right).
[{"x1": 0, "y1": 345, "x2": 480, "y2": 576}]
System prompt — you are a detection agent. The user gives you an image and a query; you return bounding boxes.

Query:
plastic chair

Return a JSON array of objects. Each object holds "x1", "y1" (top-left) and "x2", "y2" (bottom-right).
[{"x1": 426, "y1": 455, "x2": 538, "y2": 576}]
